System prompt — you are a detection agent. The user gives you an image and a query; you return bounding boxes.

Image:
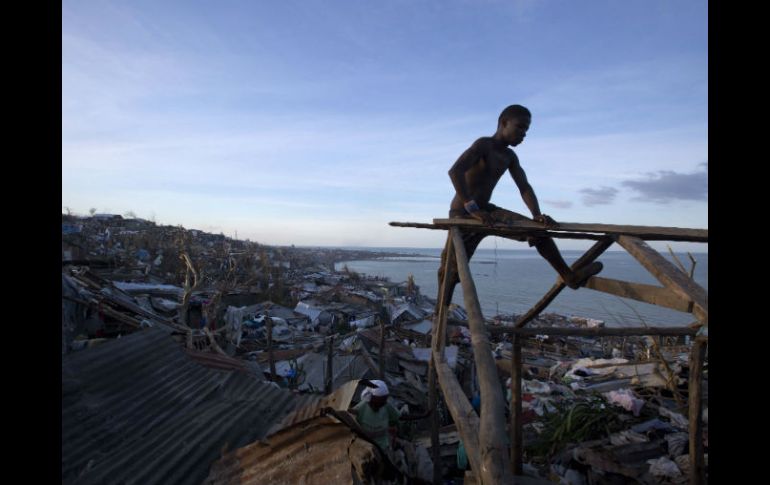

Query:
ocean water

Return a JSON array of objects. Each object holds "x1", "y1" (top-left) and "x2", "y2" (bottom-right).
[{"x1": 336, "y1": 247, "x2": 708, "y2": 327}]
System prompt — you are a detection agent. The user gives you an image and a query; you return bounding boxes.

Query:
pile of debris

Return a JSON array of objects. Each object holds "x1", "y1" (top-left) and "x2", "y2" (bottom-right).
[{"x1": 61, "y1": 213, "x2": 707, "y2": 484}]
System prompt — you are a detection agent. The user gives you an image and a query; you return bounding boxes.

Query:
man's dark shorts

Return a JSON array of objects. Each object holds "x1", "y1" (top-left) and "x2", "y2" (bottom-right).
[{"x1": 448, "y1": 203, "x2": 541, "y2": 247}]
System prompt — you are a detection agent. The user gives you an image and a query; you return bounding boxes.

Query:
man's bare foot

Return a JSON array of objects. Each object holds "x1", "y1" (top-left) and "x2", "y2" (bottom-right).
[{"x1": 562, "y1": 262, "x2": 603, "y2": 289}]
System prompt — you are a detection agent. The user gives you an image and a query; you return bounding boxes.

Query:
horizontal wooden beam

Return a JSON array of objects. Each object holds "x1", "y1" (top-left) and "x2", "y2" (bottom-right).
[
  {"x1": 432, "y1": 218, "x2": 708, "y2": 242},
  {"x1": 583, "y1": 276, "x2": 694, "y2": 313},
  {"x1": 389, "y1": 221, "x2": 605, "y2": 241},
  {"x1": 616, "y1": 236, "x2": 708, "y2": 321}
]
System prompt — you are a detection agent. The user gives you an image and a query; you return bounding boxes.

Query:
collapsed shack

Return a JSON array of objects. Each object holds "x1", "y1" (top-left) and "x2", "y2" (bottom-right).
[{"x1": 204, "y1": 381, "x2": 412, "y2": 485}]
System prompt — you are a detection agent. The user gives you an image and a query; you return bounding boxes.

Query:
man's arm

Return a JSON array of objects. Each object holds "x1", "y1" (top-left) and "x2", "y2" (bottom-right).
[
  {"x1": 509, "y1": 155, "x2": 557, "y2": 227},
  {"x1": 448, "y1": 140, "x2": 493, "y2": 224}
]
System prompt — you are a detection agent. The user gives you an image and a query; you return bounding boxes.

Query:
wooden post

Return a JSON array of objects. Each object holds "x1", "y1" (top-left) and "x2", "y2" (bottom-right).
[
  {"x1": 326, "y1": 335, "x2": 335, "y2": 394},
  {"x1": 435, "y1": 235, "x2": 454, "y2": 355},
  {"x1": 451, "y1": 227, "x2": 512, "y2": 483},
  {"x1": 689, "y1": 337, "x2": 707, "y2": 485},
  {"x1": 266, "y1": 313, "x2": 276, "y2": 381},
  {"x1": 433, "y1": 350, "x2": 482, "y2": 475},
  {"x1": 379, "y1": 316, "x2": 386, "y2": 379},
  {"x1": 429, "y1": 233, "x2": 454, "y2": 484},
  {"x1": 510, "y1": 334, "x2": 523, "y2": 475}
]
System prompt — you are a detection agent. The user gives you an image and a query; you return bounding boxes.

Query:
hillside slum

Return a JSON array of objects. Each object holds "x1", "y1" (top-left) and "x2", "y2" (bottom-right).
[{"x1": 62, "y1": 214, "x2": 707, "y2": 484}]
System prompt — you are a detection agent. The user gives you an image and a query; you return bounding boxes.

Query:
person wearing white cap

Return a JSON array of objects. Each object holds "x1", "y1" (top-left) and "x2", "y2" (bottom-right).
[{"x1": 351, "y1": 379, "x2": 401, "y2": 451}]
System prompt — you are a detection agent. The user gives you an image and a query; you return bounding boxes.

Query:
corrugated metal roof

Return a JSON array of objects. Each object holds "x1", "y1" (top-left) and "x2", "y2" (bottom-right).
[{"x1": 62, "y1": 326, "x2": 315, "y2": 485}]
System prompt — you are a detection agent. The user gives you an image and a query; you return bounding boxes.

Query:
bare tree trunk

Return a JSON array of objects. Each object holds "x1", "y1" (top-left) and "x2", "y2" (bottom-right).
[{"x1": 178, "y1": 253, "x2": 200, "y2": 329}]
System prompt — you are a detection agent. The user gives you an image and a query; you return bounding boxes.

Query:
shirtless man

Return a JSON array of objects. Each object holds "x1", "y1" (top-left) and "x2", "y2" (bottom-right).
[{"x1": 438, "y1": 104, "x2": 603, "y2": 303}]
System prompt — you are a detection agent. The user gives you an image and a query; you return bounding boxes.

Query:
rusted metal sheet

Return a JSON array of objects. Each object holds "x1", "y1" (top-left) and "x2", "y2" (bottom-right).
[
  {"x1": 268, "y1": 379, "x2": 360, "y2": 436},
  {"x1": 185, "y1": 348, "x2": 261, "y2": 376},
  {"x1": 204, "y1": 416, "x2": 383, "y2": 485}
]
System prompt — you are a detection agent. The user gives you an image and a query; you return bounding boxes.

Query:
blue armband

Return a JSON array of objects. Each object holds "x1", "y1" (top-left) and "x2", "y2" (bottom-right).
[{"x1": 464, "y1": 200, "x2": 480, "y2": 213}]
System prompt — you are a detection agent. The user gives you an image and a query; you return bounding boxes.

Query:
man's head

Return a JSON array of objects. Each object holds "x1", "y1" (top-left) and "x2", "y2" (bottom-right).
[
  {"x1": 364, "y1": 379, "x2": 389, "y2": 411},
  {"x1": 497, "y1": 104, "x2": 531, "y2": 147}
]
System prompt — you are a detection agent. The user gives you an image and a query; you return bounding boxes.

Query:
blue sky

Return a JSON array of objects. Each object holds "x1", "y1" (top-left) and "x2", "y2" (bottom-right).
[{"x1": 63, "y1": 0, "x2": 708, "y2": 252}]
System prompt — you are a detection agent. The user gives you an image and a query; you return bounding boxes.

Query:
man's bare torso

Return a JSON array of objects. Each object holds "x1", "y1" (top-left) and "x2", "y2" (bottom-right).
[{"x1": 449, "y1": 137, "x2": 517, "y2": 213}]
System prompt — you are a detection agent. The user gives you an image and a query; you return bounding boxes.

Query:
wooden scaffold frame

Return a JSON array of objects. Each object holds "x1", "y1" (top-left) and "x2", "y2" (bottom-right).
[{"x1": 391, "y1": 218, "x2": 708, "y2": 485}]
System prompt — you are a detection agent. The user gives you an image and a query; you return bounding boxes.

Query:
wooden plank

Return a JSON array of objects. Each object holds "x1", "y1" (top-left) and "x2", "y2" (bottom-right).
[
  {"x1": 488, "y1": 326, "x2": 697, "y2": 337},
  {"x1": 451, "y1": 227, "x2": 512, "y2": 483},
  {"x1": 432, "y1": 218, "x2": 708, "y2": 242},
  {"x1": 432, "y1": 349, "x2": 482, "y2": 476},
  {"x1": 689, "y1": 337, "x2": 707, "y2": 485},
  {"x1": 510, "y1": 335, "x2": 523, "y2": 475},
  {"x1": 583, "y1": 276, "x2": 694, "y2": 313},
  {"x1": 617, "y1": 236, "x2": 708, "y2": 320},
  {"x1": 515, "y1": 237, "x2": 614, "y2": 328},
  {"x1": 389, "y1": 221, "x2": 605, "y2": 241}
]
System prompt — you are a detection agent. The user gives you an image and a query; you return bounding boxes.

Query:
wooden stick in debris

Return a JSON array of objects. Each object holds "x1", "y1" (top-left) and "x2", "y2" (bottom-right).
[
  {"x1": 689, "y1": 337, "x2": 707, "y2": 485},
  {"x1": 510, "y1": 334, "x2": 523, "y2": 476},
  {"x1": 178, "y1": 252, "x2": 201, "y2": 327},
  {"x1": 326, "y1": 335, "x2": 335, "y2": 394},
  {"x1": 515, "y1": 237, "x2": 614, "y2": 328},
  {"x1": 379, "y1": 316, "x2": 386, "y2": 379},
  {"x1": 688, "y1": 253, "x2": 698, "y2": 279},
  {"x1": 359, "y1": 344, "x2": 381, "y2": 376},
  {"x1": 451, "y1": 227, "x2": 512, "y2": 483},
  {"x1": 203, "y1": 326, "x2": 229, "y2": 357},
  {"x1": 266, "y1": 313, "x2": 276, "y2": 380},
  {"x1": 98, "y1": 304, "x2": 142, "y2": 328},
  {"x1": 667, "y1": 245, "x2": 689, "y2": 275}
]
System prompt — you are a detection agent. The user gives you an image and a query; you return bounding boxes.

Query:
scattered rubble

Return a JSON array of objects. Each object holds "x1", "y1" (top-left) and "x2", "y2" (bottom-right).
[{"x1": 61, "y1": 213, "x2": 708, "y2": 484}]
